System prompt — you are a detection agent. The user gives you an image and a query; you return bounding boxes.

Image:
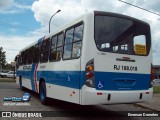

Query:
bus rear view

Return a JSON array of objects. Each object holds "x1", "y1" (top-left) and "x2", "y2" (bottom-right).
[{"x1": 82, "y1": 11, "x2": 153, "y2": 105}]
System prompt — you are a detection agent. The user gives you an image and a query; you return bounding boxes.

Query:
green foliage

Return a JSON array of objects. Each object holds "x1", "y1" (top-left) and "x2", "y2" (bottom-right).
[
  {"x1": 5, "y1": 63, "x2": 12, "y2": 70},
  {"x1": 0, "y1": 47, "x2": 6, "y2": 69},
  {"x1": 153, "y1": 86, "x2": 160, "y2": 93}
]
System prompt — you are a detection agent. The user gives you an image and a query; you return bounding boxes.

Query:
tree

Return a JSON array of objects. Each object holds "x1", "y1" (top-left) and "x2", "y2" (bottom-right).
[
  {"x1": 0, "y1": 47, "x2": 6, "y2": 69},
  {"x1": 5, "y1": 63, "x2": 12, "y2": 70}
]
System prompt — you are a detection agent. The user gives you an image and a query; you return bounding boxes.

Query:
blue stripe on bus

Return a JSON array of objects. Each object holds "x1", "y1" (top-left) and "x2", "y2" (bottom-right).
[
  {"x1": 17, "y1": 70, "x2": 150, "y2": 90},
  {"x1": 95, "y1": 72, "x2": 150, "y2": 90},
  {"x1": 37, "y1": 71, "x2": 86, "y2": 89},
  {"x1": 17, "y1": 70, "x2": 85, "y2": 89}
]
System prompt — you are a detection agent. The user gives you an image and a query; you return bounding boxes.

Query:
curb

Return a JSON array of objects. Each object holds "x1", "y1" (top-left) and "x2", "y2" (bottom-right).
[{"x1": 134, "y1": 103, "x2": 158, "y2": 111}]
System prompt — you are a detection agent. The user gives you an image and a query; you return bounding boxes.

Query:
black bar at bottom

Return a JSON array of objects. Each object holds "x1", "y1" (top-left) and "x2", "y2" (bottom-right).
[{"x1": 0, "y1": 111, "x2": 160, "y2": 117}]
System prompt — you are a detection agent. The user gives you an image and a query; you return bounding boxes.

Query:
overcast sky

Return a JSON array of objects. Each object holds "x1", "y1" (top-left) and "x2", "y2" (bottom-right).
[{"x1": 0, "y1": 0, "x2": 160, "y2": 65}]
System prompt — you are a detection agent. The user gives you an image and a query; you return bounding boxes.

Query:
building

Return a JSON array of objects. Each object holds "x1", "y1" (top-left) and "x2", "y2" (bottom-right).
[{"x1": 153, "y1": 65, "x2": 160, "y2": 78}]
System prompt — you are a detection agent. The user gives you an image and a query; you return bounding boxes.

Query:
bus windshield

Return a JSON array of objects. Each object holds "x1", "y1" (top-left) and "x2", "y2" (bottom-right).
[{"x1": 95, "y1": 15, "x2": 151, "y2": 56}]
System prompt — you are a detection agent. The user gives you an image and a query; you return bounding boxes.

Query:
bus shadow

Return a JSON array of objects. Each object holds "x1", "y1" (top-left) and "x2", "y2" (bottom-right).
[
  {"x1": 47, "y1": 98, "x2": 132, "y2": 118},
  {"x1": 22, "y1": 87, "x2": 131, "y2": 119}
]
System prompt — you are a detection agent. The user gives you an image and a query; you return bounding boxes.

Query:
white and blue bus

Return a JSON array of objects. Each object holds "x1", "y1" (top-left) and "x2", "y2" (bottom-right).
[{"x1": 15, "y1": 11, "x2": 153, "y2": 105}]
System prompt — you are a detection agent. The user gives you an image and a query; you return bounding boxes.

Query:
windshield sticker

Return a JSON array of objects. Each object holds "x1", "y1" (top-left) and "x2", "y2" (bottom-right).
[{"x1": 135, "y1": 44, "x2": 146, "y2": 55}]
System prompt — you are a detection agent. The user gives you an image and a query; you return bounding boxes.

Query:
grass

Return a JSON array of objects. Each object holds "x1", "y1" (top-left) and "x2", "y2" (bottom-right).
[
  {"x1": 0, "y1": 78, "x2": 16, "y2": 82},
  {"x1": 153, "y1": 86, "x2": 160, "y2": 94}
]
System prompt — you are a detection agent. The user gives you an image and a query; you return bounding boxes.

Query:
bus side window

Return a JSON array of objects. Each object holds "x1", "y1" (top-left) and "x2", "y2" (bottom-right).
[
  {"x1": 28, "y1": 46, "x2": 34, "y2": 64},
  {"x1": 19, "y1": 56, "x2": 22, "y2": 66},
  {"x1": 17, "y1": 55, "x2": 21, "y2": 66},
  {"x1": 40, "y1": 39, "x2": 50, "y2": 63},
  {"x1": 26, "y1": 49, "x2": 29, "y2": 65},
  {"x1": 63, "y1": 28, "x2": 74, "y2": 60},
  {"x1": 63, "y1": 22, "x2": 83, "y2": 60},
  {"x1": 65, "y1": 28, "x2": 74, "y2": 44},
  {"x1": 73, "y1": 24, "x2": 83, "y2": 42},
  {"x1": 24, "y1": 50, "x2": 27, "y2": 65},
  {"x1": 63, "y1": 44, "x2": 72, "y2": 59},
  {"x1": 56, "y1": 33, "x2": 63, "y2": 61},
  {"x1": 50, "y1": 36, "x2": 57, "y2": 61},
  {"x1": 72, "y1": 41, "x2": 81, "y2": 58},
  {"x1": 72, "y1": 24, "x2": 83, "y2": 58},
  {"x1": 33, "y1": 44, "x2": 40, "y2": 63},
  {"x1": 21, "y1": 52, "x2": 24, "y2": 65}
]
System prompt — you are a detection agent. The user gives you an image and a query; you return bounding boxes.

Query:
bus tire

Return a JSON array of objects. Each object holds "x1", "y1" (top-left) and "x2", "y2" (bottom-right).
[
  {"x1": 40, "y1": 81, "x2": 47, "y2": 105},
  {"x1": 19, "y1": 77, "x2": 24, "y2": 90}
]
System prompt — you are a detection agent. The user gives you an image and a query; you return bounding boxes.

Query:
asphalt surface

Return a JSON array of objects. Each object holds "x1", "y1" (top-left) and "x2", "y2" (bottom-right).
[{"x1": 0, "y1": 82, "x2": 159, "y2": 120}]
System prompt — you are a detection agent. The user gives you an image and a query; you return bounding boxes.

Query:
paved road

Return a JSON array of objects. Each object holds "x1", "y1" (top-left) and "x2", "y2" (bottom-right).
[{"x1": 0, "y1": 82, "x2": 159, "y2": 120}]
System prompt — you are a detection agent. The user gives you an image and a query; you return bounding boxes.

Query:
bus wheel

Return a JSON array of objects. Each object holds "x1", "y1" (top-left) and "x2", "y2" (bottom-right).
[
  {"x1": 19, "y1": 77, "x2": 23, "y2": 90},
  {"x1": 40, "y1": 81, "x2": 47, "y2": 105}
]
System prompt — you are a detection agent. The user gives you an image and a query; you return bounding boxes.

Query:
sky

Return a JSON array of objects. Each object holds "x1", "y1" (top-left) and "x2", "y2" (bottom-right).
[{"x1": 0, "y1": 0, "x2": 160, "y2": 65}]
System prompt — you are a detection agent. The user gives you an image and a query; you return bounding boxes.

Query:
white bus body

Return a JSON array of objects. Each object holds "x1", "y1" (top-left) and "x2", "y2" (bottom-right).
[{"x1": 16, "y1": 11, "x2": 153, "y2": 105}]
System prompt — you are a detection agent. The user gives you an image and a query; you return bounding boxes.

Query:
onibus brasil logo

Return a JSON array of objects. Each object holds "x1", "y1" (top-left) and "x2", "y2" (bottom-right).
[{"x1": 3, "y1": 93, "x2": 31, "y2": 106}]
